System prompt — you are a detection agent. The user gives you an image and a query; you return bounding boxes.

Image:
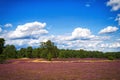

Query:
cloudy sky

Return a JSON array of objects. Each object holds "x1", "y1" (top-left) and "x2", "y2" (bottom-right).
[{"x1": 0, "y1": 0, "x2": 120, "y2": 52}]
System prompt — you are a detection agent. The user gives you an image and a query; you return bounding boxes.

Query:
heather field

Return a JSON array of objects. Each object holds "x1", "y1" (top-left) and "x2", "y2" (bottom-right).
[{"x1": 0, "y1": 58, "x2": 120, "y2": 80}]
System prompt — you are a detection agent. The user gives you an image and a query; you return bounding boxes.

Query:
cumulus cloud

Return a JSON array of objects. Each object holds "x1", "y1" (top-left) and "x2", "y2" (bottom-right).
[
  {"x1": 52, "y1": 27, "x2": 112, "y2": 51},
  {"x1": 8, "y1": 26, "x2": 101, "y2": 51},
  {"x1": 99, "y1": 26, "x2": 118, "y2": 34},
  {"x1": 8, "y1": 21, "x2": 48, "y2": 39},
  {"x1": 59, "y1": 27, "x2": 93, "y2": 41},
  {"x1": 5, "y1": 35, "x2": 55, "y2": 48},
  {"x1": 72, "y1": 27, "x2": 91, "y2": 38},
  {"x1": 107, "y1": 0, "x2": 120, "y2": 11},
  {"x1": 4, "y1": 23, "x2": 13, "y2": 27},
  {"x1": 0, "y1": 27, "x2": 2, "y2": 32},
  {"x1": 52, "y1": 27, "x2": 110, "y2": 51},
  {"x1": 56, "y1": 39, "x2": 102, "y2": 50},
  {"x1": 1, "y1": 23, "x2": 119, "y2": 52},
  {"x1": 109, "y1": 42, "x2": 120, "y2": 48},
  {"x1": 100, "y1": 42, "x2": 120, "y2": 49}
]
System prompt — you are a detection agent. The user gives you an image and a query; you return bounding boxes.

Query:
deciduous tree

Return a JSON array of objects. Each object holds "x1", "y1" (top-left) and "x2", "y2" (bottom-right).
[{"x1": 0, "y1": 38, "x2": 5, "y2": 54}]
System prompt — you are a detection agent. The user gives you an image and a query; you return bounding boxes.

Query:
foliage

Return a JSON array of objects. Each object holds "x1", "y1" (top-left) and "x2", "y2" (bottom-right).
[
  {"x1": 26, "y1": 46, "x2": 33, "y2": 58},
  {"x1": 40, "y1": 49, "x2": 48, "y2": 58},
  {"x1": 47, "y1": 52, "x2": 52, "y2": 61},
  {"x1": 58, "y1": 49, "x2": 120, "y2": 59},
  {"x1": 17, "y1": 48, "x2": 27, "y2": 58},
  {"x1": 107, "y1": 56, "x2": 114, "y2": 60},
  {"x1": 32, "y1": 48, "x2": 40, "y2": 58},
  {"x1": 40, "y1": 40, "x2": 59, "y2": 60},
  {"x1": 0, "y1": 54, "x2": 6, "y2": 64},
  {"x1": 0, "y1": 38, "x2": 6, "y2": 63},
  {"x1": 0, "y1": 38, "x2": 5, "y2": 54},
  {"x1": 0, "y1": 38, "x2": 120, "y2": 60},
  {"x1": 3, "y1": 45, "x2": 17, "y2": 58}
]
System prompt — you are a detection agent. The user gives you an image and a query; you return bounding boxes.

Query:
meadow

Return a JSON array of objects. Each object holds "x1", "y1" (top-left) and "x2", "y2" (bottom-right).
[{"x1": 0, "y1": 58, "x2": 120, "y2": 80}]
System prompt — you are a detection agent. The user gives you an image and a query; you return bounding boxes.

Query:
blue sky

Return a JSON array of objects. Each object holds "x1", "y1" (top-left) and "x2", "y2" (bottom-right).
[{"x1": 0, "y1": 0, "x2": 120, "y2": 52}]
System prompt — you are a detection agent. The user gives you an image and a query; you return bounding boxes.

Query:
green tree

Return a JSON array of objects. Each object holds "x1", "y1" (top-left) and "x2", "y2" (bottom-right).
[
  {"x1": 40, "y1": 49, "x2": 48, "y2": 58},
  {"x1": 3, "y1": 45, "x2": 17, "y2": 58},
  {"x1": 17, "y1": 48, "x2": 27, "y2": 58},
  {"x1": 107, "y1": 56, "x2": 114, "y2": 60},
  {"x1": 0, "y1": 38, "x2": 6, "y2": 63},
  {"x1": 115, "y1": 52, "x2": 120, "y2": 59},
  {"x1": 0, "y1": 54, "x2": 6, "y2": 64},
  {"x1": 26, "y1": 46, "x2": 33, "y2": 58},
  {"x1": 47, "y1": 52, "x2": 52, "y2": 61},
  {"x1": 0, "y1": 38, "x2": 5, "y2": 54},
  {"x1": 32, "y1": 48, "x2": 40, "y2": 58},
  {"x1": 58, "y1": 50, "x2": 66, "y2": 58},
  {"x1": 40, "y1": 40, "x2": 59, "y2": 59}
]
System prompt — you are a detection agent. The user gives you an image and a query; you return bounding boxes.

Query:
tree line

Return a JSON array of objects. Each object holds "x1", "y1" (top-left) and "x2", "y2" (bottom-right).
[{"x1": 0, "y1": 38, "x2": 120, "y2": 63}]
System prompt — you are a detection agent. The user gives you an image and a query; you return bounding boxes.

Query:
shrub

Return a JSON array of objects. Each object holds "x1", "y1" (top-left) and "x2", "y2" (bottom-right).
[
  {"x1": 47, "y1": 53, "x2": 52, "y2": 61},
  {"x1": 0, "y1": 54, "x2": 6, "y2": 64},
  {"x1": 107, "y1": 56, "x2": 114, "y2": 60}
]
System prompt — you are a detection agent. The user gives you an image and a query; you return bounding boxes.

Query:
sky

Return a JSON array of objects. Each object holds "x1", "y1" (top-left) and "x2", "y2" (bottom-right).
[{"x1": 0, "y1": 0, "x2": 120, "y2": 52}]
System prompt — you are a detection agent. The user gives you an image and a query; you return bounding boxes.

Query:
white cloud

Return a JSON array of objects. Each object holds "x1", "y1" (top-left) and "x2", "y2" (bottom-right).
[
  {"x1": 0, "y1": 21, "x2": 49, "y2": 48},
  {"x1": 8, "y1": 21, "x2": 48, "y2": 39},
  {"x1": 107, "y1": 0, "x2": 120, "y2": 11},
  {"x1": 5, "y1": 32, "x2": 115, "y2": 52},
  {"x1": 99, "y1": 26, "x2": 118, "y2": 34},
  {"x1": 115, "y1": 14, "x2": 120, "y2": 25},
  {"x1": 1, "y1": 23, "x2": 119, "y2": 52},
  {"x1": 6, "y1": 39, "x2": 28, "y2": 46},
  {"x1": 100, "y1": 42, "x2": 120, "y2": 49},
  {"x1": 116, "y1": 38, "x2": 120, "y2": 41},
  {"x1": 55, "y1": 37, "x2": 103, "y2": 51},
  {"x1": 0, "y1": 27, "x2": 2, "y2": 32},
  {"x1": 72, "y1": 27, "x2": 91, "y2": 38},
  {"x1": 5, "y1": 35, "x2": 55, "y2": 48},
  {"x1": 109, "y1": 42, "x2": 120, "y2": 48},
  {"x1": 54, "y1": 27, "x2": 93, "y2": 41},
  {"x1": 51, "y1": 27, "x2": 112, "y2": 51},
  {"x1": 4, "y1": 23, "x2": 13, "y2": 27},
  {"x1": 6, "y1": 26, "x2": 100, "y2": 51},
  {"x1": 52, "y1": 27, "x2": 110, "y2": 51}
]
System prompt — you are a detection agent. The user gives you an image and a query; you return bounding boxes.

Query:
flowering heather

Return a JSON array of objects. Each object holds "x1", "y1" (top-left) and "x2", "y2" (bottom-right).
[{"x1": 0, "y1": 58, "x2": 120, "y2": 80}]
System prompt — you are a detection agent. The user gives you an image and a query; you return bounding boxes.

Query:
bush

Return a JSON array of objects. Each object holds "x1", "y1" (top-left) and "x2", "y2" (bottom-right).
[
  {"x1": 0, "y1": 54, "x2": 6, "y2": 64},
  {"x1": 107, "y1": 56, "x2": 114, "y2": 60},
  {"x1": 47, "y1": 53, "x2": 52, "y2": 61}
]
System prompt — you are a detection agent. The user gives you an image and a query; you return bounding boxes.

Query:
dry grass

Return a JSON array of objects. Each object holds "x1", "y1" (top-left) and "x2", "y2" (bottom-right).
[{"x1": 28, "y1": 58, "x2": 116, "y2": 63}]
